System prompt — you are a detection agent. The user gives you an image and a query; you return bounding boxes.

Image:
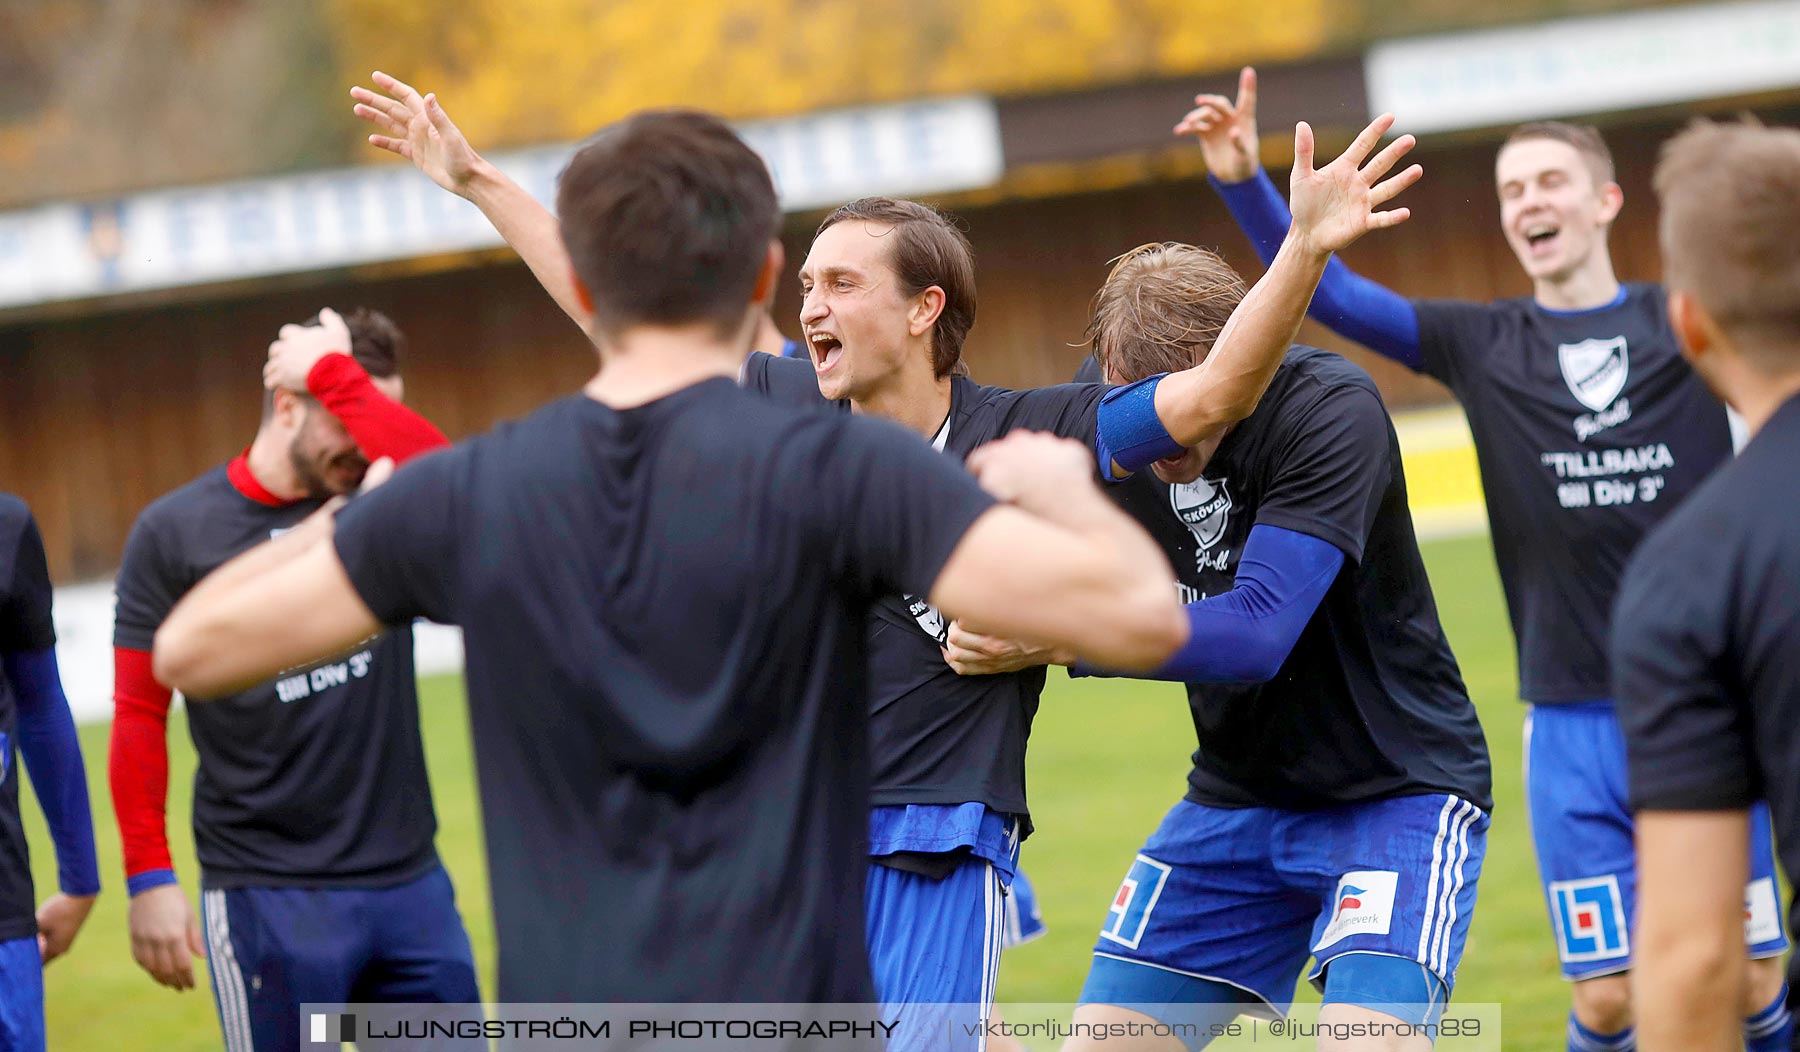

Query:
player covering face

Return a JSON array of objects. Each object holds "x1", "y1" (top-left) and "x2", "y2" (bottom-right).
[
  {"x1": 346, "y1": 71, "x2": 1422, "y2": 1051},
  {"x1": 1186, "y1": 67, "x2": 1787, "y2": 1052},
  {"x1": 109, "y1": 308, "x2": 475, "y2": 1052}
]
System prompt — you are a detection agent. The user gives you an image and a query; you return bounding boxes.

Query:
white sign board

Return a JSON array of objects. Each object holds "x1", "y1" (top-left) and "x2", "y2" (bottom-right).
[
  {"x1": 1367, "y1": 0, "x2": 1800, "y2": 133},
  {"x1": 0, "y1": 95, "x2": 1003, "y2": 311}
]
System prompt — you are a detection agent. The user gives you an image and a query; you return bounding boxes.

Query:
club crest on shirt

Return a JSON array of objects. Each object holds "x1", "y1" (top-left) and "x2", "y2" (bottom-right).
[
  {"x1": 1558, "y1": 336, "x2": 1629, "y2": 413},
  {"x1": 903, "y1": 594, "x2": 949, "y2": 646},
  {"x1": 1169, "y1": 476, "x2": 1232, "y2": 551}
]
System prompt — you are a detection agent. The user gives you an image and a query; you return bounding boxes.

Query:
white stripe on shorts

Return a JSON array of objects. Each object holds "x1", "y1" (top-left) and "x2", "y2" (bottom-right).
[
  {"x1": 1430, "y1": 802, "x2": 1478, "y2": 976},
  {"x1": 203, "y1": 888, "x2": 256, "y2": 1052},
  {"x1": 1415, "y1": 796, "x2": 1457, "y2": 965}
]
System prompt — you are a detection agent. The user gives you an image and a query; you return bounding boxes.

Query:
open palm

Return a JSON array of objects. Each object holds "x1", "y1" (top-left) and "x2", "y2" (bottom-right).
[
  {"x1": 1288, "y1": 114, "x2": 1421, "y2": 257},
  {"x1": 352, "y1": 71, "x2": 484, "y2": 197}
]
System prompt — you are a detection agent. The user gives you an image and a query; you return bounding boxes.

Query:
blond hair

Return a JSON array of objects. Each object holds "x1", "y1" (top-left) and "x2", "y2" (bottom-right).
[
  {"x1": 1656, "y1": 117, "x2": 1800, "y2": 347},
  {"x1": 1088, "y1": 243, "x2": 1248, "y2": 383}
]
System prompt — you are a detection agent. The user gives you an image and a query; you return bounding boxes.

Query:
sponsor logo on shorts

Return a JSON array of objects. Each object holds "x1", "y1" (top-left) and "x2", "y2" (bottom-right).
[
  {"x1": 1746, "y1": 876, "x2": 1783, "y2": 946},
  {"x1": 1313, "y1": 870, "x2": 1399, "y2": 951},
  {"x1": 1099, "y1": 854, "x2": 1171, "y2": 951},
  {"x1": 1549, "y1": 875, "x2": 1629, "y2": 963}
]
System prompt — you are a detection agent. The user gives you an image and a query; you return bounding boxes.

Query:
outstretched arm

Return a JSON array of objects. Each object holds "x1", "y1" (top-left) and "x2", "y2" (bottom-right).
[
  {"x1": 354, "y1": 73, "x2": 592, "y2": 334},
  {"x1": 1081, "y1": 525, "x2": 1340, "y2": 683},
  {"x1": 946, "y1": 524, "x2": 1338, "y2": 680},
  {"x1": 1107, "y1": 112, "x2": 1419, "y2": 471},
  {"x1": 1182, "y1": 66, "x2": 1421, "y2": 367}
]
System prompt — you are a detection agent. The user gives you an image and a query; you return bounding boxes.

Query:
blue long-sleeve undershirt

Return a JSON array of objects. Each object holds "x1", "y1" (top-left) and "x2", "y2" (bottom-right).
[
  {"x1": 1211, "y1": 170, "x2": 1424, "y2": 370},
  {"x1": 5, "y1": 646, "x2": 100, "y2": 897},
  {"x1": 1080, "y1": 524, "x2": 1343, "y2": 684}
]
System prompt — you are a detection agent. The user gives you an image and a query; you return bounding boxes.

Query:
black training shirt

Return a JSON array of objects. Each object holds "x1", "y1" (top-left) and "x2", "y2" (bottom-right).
[
  {"x1": 333, "y1": 381, "x2": 997, "y2": 1003},
  {"x1": 744, "y1": 353, "x2": 1107, "y2": 828},
  {"x1": 114, "y1": 467, "x2": 435, "y2": 889},
  {"x1": 1416, "y1": 284, "x2": 1732, "y2": 703},
  {"x1": 1110, "y1": 348, "x2": 1492, "y2": 811},
  {"x1": 0, "y1": 497, "x2": 57, "y2": 940}
]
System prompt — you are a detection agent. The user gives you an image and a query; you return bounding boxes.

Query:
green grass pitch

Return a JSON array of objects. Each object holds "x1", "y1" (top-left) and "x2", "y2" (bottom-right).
[{"x1": 24, "y1": 534, "x2": 1569, "y2": 1049}]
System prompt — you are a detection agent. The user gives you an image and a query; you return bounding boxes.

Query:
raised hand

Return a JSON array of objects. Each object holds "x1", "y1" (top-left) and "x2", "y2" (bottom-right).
[
  {"x1": 352, "y1": 72, "x2": 487, "y2": 197},
  {"x1": 264, "y1": 306, "x2": 351, "y2": 392},
  {"x1": 1286, "y1": 114, "x2": 1421, "y2": 259},
  {"x1": 1175, "y1": 66, "x2": 1261, "y2": 183}
]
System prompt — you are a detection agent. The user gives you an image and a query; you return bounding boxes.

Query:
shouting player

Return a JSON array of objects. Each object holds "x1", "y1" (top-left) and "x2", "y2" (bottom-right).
[
  {"x1": 110, "y1": 308, "x2": 475, "y2": 1052},
  {"x1": 1186, "y1": 67, "x2": 1788, "y2": 1052},
  {"x1": 347, "y1": 72, "x2": 1423, "y2": 1048},
  {"x1": 1614, "y1": 118, "x2": 1800, "y2": 1052},
  {"x1": 150, "y1": 109, "x2": 1191, "y2": 1029},
  {"x1": 1, "y1": 496, "x2": 101, "y2": 1052}
]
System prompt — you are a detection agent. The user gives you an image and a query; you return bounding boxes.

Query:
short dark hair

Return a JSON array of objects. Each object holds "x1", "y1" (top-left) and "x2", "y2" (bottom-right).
[
  {"x1": 302, "y1": 307, "x2": 404, "y2": 378},
  {"x1": 556, "y1": 110, "x2": 780, "y2": 341},
  {"x1": 815, "y1": 198, "x2": 976, "y2": 378},
  {"x1": 1503, "y1": 121, "x2": 1616, "y2": 187},
  {"x1": 1089, "y1": 243, "x2": 1248, "y2": 383}
]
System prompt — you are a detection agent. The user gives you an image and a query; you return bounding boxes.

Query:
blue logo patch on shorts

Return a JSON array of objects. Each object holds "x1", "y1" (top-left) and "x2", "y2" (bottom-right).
[
  {"x1": 1549, "y1": 876, "x2": 1629, "y2": 963},
  {"x1": 1099, "y1": 855, "x2": 1171, "y2": 951}
]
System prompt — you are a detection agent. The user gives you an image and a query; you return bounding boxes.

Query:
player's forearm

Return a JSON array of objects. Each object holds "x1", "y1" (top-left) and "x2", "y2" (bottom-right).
[
  {"x1": 306, "y1": 355, "x2": 449, "y2": 463},
  {"x1": 156, "y1": 535, "x2": 382, "y2": 699},
  {"x1": 462, "y1": 161, "x2": 593, "y2": 333},
  {"x1": 184, "y1": 505, "x2": 338, "y2": 608},
  {"x1": 1050, "y1": 495, "x2": 1189, "y2": 671},
  {"x1": 110, "y1": 647, "x2": 177, "y2": 893},
  {"x1": 1213, "y1": 169, "x2": 1423, "y2": 368},
  {"x1": 1634, "y1": 810, "x2": 1750, "y2": 1052},
  {"x1": 1211, "y1": 169, "x2": 1286, "y2": 267},
  {"x1": 8, "y1": 647, "x2": 101, "y2": 896},
  {"x1": 1154, "y1": 234, "x2": 1328, "y2": 446}
]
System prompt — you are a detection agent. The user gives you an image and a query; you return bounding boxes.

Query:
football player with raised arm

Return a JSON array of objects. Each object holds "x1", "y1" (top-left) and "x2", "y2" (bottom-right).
[
  {"x1": 1187, "y1": 67, "x2": 1786, "y2": 1052},
  {"x1": 347, "y1": 73, "x2": 1421, "y2": 1051}
]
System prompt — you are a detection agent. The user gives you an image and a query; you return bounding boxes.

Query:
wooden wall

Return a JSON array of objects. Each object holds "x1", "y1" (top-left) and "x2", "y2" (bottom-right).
[{"x1": 0, "y1": 112, "x2": 1749, "y2": 580}]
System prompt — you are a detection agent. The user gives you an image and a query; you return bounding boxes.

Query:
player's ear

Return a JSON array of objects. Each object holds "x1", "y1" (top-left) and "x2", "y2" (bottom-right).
[
  {"x1": 271, "y1": 387, "x2": 306, "y2": 428},
  {"x1": 570, "y1": 267, "x2": 596, "y2": 321},
  {"x1": 1596, "y1": 181, "x2": 1624, "y2": 225},
  {"x1": 1667, "y1": 289, "x2": 1717, "y2": 362},
  {"x1": 750, "y1": 240, "x2": 784, "y2": 308},
  {"x1": 908, "y1": 285, "x2": 947, "y2": 339}
]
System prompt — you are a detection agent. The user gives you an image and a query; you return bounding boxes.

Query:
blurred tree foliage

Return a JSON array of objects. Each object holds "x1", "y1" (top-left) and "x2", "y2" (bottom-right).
[
  {"x1": 1, "y1": 0, "x2": 1691, "y2": 207},
  {"x1": 0, "y1": 0, "x2": 342, "y2": 207},
  {"x1": 327, "y1": 0, "x2": 1328, "y2": 150}
]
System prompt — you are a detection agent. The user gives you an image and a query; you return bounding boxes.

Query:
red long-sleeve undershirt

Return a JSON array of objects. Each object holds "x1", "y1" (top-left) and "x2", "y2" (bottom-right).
[{"x1": 110, "y1": 353, "x2": 449, "y2": 888}]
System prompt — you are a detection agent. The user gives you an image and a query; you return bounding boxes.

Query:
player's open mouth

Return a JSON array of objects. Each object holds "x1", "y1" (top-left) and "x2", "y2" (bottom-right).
[
  {"x1": 1155, "y1": 453, "x2": 1188, "y2": 471},
  {"x1": 1523, "y1": 222, "x2": 1560, "y2": 256},
  {"x1": 809, "y1": 332, "x2": 844, "y2": 373}
]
